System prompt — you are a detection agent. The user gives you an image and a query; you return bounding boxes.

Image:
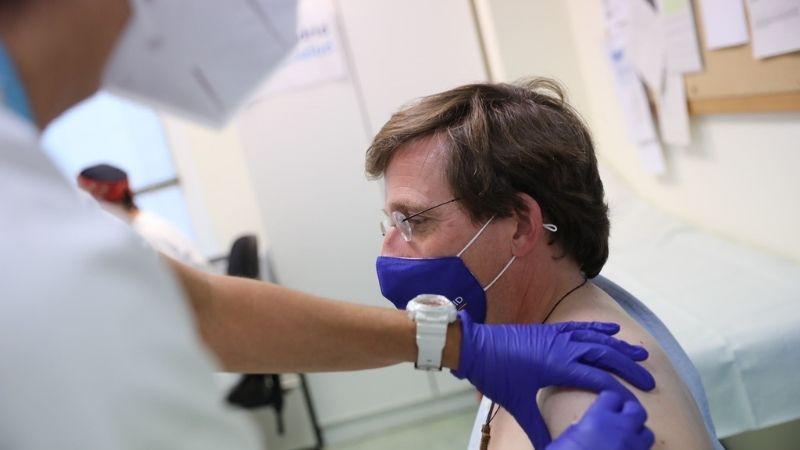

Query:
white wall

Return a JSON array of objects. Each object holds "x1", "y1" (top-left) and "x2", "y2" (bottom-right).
[
  {"x1": 159, "y1": 115, "x2": 269, "y2": 258},
  {"x1": 235, "y1": 0, "x2": 487, "y2": 436},
  {"x1": 479, "y1": 0, "x2": 800, "y2": 262},
  {"x1": 163, "y1": 0, "x2": 488, "y2": 443},
  {"x1": 473, "y1": 0, "x2": 589, "y2": 112}
]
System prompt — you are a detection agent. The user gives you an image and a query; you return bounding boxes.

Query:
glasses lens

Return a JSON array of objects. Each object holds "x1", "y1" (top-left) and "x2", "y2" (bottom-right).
[
  {"x1": 380, "y1": 210, "x2": 393, "y2": 237},
  {"x1": 392, "y1": 211, "x2": 412, "y2": 242}
]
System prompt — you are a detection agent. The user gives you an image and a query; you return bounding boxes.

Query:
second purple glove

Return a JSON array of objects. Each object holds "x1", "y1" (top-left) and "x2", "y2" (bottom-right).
[
  {"x1": 452, "y1": 311, "x2": 655, "y2": 449},
  {"x1": 547, "y1": 391, "x2": 655, "y2": 450}
]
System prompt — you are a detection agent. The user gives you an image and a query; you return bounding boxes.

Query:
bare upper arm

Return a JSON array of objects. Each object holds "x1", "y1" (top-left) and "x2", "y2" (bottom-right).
[{"x1": 537, "y1": 296, "x2": 713, "y2": 450}]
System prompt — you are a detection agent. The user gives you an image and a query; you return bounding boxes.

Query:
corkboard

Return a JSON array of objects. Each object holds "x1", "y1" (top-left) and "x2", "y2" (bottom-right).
[{"x1": 683, "y1": 0, "x2": 800, "y2": 114}]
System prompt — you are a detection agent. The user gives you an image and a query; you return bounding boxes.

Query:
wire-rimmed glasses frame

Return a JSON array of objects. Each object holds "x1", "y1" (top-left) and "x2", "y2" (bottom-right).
[{"x1": 380, "y1": 198, "x2": 460, "y2": 242}]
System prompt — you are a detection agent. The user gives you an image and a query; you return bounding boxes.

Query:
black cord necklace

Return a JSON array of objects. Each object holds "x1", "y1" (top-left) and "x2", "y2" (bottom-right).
[{"x1": 479, "y1": 277, "x2": 588, "y2": 450}]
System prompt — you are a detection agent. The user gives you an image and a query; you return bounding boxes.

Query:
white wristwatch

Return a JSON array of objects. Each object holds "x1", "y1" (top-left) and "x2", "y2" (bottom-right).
[{"x1": 406, "y1": 294, "x2": 458, "y2": 371}]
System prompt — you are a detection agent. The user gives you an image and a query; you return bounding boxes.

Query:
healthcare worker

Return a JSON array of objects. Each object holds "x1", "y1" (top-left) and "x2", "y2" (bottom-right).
[
  {"x1": 0, "y1": 1, "x2": 654, "y2": 449},
  {"x1": 77, "y1": 163, "x2": 208, "y2": 268}
]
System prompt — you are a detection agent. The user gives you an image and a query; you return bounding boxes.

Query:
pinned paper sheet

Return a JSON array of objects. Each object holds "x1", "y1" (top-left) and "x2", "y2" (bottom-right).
[
  {"x1": 628, "y1": 0, "x2": 667, "y2": 92},
  {"x1": 607, "y1": 42, "x2": 667, "y2": 174},
  {"x1": 658, "y1": 0, "x2": 704, "y2": 73},
  {"x1": 746, "y1": 0, "x2": 800, "y2": 59},
  {"x1": 658, "y1": 74, "x2": 691, "y2": 147},
  {"x1": 697, "y1": 0, "x2": 750, "y2": 50},
  {"x1": 603, "y1": 0, "x2": 632, "y2": 43}
]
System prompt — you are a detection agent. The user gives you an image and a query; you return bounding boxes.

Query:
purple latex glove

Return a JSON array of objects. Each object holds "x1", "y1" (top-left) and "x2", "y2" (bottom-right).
[
  {"x1": 452, "y1": 312, "x2": 655, "y2": 449},
  {"x1": 547, "y1": 391, "x2": 655, "y2": 450}
]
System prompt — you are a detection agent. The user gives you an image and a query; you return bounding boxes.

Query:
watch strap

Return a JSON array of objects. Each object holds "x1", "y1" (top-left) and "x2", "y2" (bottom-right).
[{"x1": 415, "y1": 320, "x2": 448, "y2": 370}]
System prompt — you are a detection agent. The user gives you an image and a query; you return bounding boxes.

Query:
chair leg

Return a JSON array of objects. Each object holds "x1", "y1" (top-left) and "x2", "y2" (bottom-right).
[{"x1": 298, "y1": 373, "x2": 325, "y2": 449}]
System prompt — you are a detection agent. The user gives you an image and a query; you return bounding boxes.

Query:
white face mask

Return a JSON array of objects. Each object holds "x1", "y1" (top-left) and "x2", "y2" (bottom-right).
[{"x1": 103, "y1": 0, "x2": 299, "y2": 127}]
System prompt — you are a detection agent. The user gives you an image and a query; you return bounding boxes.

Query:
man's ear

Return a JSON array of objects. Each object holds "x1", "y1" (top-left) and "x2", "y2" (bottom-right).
[{"x1": 511, "y1": 193, "x2": 545, "y2": 258}]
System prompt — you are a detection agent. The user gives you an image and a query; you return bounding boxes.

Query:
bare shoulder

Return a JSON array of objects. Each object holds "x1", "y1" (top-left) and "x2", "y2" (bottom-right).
[{"x1": 536, "y1": 282, "x2": 713, "y2": 449}]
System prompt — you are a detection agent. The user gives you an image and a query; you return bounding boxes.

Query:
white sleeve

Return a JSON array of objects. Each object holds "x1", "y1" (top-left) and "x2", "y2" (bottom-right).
[
  {"x1": 0, "y1": 150, "x2": 263, "y2": 450},
  {"x1": 131, "y1": 212, "x2": 210, "y2": 269}
]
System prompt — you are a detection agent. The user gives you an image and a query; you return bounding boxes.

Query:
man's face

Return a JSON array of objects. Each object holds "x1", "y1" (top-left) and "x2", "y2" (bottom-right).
[{"x1": 380, "y1": 135, "x2": 517, "y2": 310}]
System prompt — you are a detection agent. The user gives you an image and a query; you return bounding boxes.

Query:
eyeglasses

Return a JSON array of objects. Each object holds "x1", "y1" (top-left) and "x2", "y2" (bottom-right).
[{"x1": 380, "y1": 198, "x2": 460, "y2": 242}]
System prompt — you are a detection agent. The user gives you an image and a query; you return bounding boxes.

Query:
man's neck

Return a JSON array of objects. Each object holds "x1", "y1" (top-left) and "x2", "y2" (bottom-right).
[{"x1": 499, "y1": 259, "x2": 587, "y2": 324}]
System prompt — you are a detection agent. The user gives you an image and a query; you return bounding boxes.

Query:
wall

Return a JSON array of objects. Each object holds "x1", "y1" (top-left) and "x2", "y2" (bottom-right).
[
  {"x1": 479, "y1": 0, "x2": 800, "y2": 262},
  {"x1": 162, "y1": 0, "x2": 488, "y2": 444},
  {"x1": 473, "y1": 0, "x2": 589, "y2": 112},
  {"x1": 159, "y1": 115, "x2": 269, "y2": 258},
  {"x1": 234, "y1": 0, "x2": 487, "y2": 440}
]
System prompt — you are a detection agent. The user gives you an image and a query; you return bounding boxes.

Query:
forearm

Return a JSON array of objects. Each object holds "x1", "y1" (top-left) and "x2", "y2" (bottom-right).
[{"x1": 169, "y1": 259, "x2": 461, "y2": 373}]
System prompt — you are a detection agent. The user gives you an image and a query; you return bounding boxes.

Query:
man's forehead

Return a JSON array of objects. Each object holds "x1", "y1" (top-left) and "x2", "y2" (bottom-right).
[{"x1": 383, "y1": 135, "x2": 452, "y2": 209}]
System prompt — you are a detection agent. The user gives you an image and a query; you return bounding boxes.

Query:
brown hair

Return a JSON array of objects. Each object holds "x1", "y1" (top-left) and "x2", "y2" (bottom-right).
[{"x1": 365, "y1": 78, "x2": 610, "y2": 278}]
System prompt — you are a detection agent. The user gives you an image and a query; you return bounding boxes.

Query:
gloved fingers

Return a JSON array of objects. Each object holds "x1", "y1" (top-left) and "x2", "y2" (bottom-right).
[
  {"x1": 555, "y1": 321, "x2": 620, "y2": 336},
  {"x1": 541, "y1": 432, "x2": 579, "y2": 450},
  {"x1": 621, "y1": 399, "x2": 649, "y2": 429},
  {"x1": 586, "y1": 390, "x2": 625, "y2": 414},
  {"x1": 559, "y1": 366, "x2": 639, "y2": 403},
  {"x1": 517, "y1": 403, "x2": 552, "y2": 450},
  {"x1": 578, "y1": 346, "x2": 656, "y2": 391},
  {"x1": 570, "y1": 330, "x2": 649, "y2": 361},
  {"x1": 639, "y1": 426, "x2": 656, "y2": 448},
  {"x1": 451, "y1": 311, "x2": 478, "y2": 379},
  {"x1": 458, "y1": 309, "x2": 476, "y2": 326}
]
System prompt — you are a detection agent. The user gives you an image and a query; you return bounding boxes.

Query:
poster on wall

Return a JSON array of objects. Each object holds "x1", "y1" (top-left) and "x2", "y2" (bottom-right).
[
  {"x1": 607, "y1": 42, "x2": 667, "y2": 174},
  {"x1": 255, "y1": 0, "x2": 348, "y2": 99},
  {"x1": 603, "y1": 0, "x2": 668, "y2": 174},
  {"x1": 697, "y1": 0, "x2": 750, "y2": 50},
  {"x1": 746, "y1": 0, "x2": 800, "y2": 59},
  {"x1": 658, "y1": 0, "x2": 704, "y2": 74}
]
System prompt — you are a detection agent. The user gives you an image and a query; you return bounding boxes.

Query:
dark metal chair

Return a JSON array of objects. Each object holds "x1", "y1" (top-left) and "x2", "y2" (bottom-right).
[{"x1": 224, "y1": 235, "x2": 324, "y2": 449}]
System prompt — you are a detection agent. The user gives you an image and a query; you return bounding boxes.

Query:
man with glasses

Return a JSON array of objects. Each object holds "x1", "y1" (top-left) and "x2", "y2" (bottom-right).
[{"x1": 367, "y1": 79, "x2": 722, "y2": 450}]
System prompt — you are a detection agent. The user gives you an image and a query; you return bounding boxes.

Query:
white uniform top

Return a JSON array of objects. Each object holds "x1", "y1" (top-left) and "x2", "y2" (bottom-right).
[
  {"x1": 0, "y1": 106, "x2": 262, "y2": 449},
  {"x1": 131, "y1": 210, "x2": 208, "y2": 269}
]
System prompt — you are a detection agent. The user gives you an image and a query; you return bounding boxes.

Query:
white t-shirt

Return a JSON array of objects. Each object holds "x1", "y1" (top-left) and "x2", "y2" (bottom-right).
[
  {"x1": 467, "y1": 396, "x2": 493, "y2": 450},
  {"x1": 0, "y1": 107, "x2": 263, "y2": 450},
  {"x1": 131, "y1": 210, "x2": 208, "y2": 268}
]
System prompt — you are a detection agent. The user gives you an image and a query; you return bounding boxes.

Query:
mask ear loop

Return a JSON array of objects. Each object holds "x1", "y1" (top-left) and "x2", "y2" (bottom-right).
[
  {"x1": 459, "y1": 218, "x2": 558, "y2": 291},
  {"x1": 483, "y1": 223, "x2": 557, "y2": 291},
  {"x1": 483, "y1": 256, "x2": 516, "y2": 291},
  {"x1": 457, "y1": 216, "x2": 496, "y2": 258}
]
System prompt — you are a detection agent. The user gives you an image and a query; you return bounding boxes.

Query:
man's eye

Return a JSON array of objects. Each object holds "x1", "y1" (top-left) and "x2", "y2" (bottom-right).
[{"x1": 407, "y1": 217, "x2": 432, "y2": 234}]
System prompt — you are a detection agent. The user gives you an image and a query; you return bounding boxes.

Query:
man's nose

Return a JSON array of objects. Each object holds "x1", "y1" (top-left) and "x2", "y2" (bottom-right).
[{"x1": 381, "y1": 227, "x2": 411, "y2": 257}]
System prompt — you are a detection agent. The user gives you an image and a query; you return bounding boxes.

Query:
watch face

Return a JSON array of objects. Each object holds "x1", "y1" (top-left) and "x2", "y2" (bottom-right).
[
  {"x1": 408, "y1": 294, "x2": 457, "y2": 324},
  {"x1": 415, "y1": 295, "x2": 450, "y2": 308},
  {"x1": 408, "y1": 294, "x2": 456, "y2": 320}
]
